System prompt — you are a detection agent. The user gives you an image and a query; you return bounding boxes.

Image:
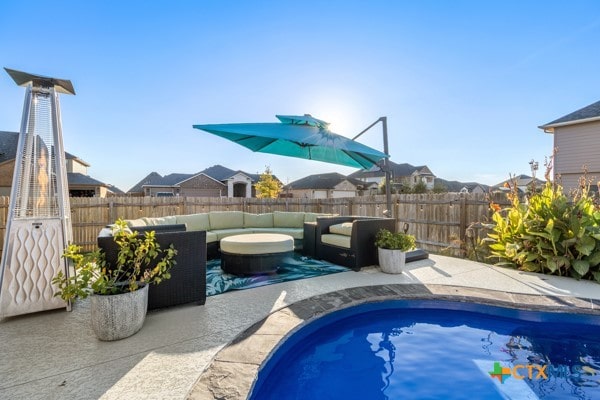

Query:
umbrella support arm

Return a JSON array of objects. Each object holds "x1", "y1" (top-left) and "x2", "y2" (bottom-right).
[{"x1": 353, "y1": 117, "x2": 392, "y2": 219}]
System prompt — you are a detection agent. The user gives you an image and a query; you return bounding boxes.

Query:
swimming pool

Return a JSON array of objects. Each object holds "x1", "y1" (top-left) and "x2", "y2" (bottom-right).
[{"x1": 249, "y1": 300, "x2": 600, "y2": 400}]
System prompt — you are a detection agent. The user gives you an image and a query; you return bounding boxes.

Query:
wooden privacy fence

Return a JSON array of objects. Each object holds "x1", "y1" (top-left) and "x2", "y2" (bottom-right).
[{"x1": 0, "y1": 193, "x2": 505, "y2": 258}]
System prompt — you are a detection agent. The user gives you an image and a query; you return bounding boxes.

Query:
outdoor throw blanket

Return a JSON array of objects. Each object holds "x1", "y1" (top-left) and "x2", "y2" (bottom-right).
[{"x1": 206, "y1": 253, "x2": 349, "y2": 296}]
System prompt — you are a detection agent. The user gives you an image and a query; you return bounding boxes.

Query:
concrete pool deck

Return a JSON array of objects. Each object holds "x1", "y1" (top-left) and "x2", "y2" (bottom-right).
[{"x1": 1, "y1": 254, "x2": 600, "y2": 399}]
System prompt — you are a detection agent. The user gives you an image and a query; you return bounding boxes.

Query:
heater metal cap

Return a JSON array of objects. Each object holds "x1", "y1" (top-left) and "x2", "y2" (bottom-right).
[{"x1": 4, "y1": 68, "x2": 75, "y2": 95}]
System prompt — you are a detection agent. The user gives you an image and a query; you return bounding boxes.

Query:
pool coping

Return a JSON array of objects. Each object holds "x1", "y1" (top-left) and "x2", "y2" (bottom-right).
[{"x1": 186, "y1": 283, "x2": 600, "y2": 399}]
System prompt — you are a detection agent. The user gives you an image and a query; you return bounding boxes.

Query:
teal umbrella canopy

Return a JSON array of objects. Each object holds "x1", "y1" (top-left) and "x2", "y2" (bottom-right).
[{"x1": 193, "y1": 114, "x2": 388, "y2": 169}]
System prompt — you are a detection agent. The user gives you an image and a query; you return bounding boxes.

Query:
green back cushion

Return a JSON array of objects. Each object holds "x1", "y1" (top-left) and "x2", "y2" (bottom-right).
[
  {"x1": 244, "y1": 213, "x2": 274, "y2": 228},
  {"x1": 329, "y1": 222, "x2": 354, "y2": 236},
  {"x1": 209, "y1": 211, "x2": 244, "y2": 230},
  {"x1": 273, "y1": 211, "x2": 306, "y2": 228},
  {"x1": 143, "y1": 216, "x2": 177, "y2": 226},
  {"x1": 176, "y1": 213, "x2": 210, "y2": 231},
  {"x1": 125, "y1": 218, "x2": 147, "y2": 228}
]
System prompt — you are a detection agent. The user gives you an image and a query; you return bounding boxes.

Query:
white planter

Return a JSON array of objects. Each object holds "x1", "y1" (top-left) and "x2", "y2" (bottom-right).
[
  {"x1": 378, "y1": 248, "x2": 406, "y2": 274},
  {"x1": 90, "y1": 283, "x2": 149, "y2": 341}
]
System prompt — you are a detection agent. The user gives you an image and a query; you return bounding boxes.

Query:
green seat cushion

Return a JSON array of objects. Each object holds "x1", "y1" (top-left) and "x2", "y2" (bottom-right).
[
  {"x1": 209, "y1": 211, "x2": 244, "y2": 230},
  {"x1": 210, "y1": 228, "x2": 249, "y2": 240},
  {"x1": 206, "y1": 231, "x2": 219, "y2": 243},
  {"x1": 176, "y1": 213, "x2": 210, "y2": 231},
  {"x1": 321, "y1": 233, "x2": 351, "y2": 249}
]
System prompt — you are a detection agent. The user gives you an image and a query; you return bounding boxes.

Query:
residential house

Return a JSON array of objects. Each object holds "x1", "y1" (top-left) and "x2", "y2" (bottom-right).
[
  {"x1": 282, "y1": 172, "x2": 377, "y2": 199},
  {"x1": 128, "y1": 165, "x2": 266, "y2": 198},
  {"x1": 493, "y1": 174, "x2": 545, "y2": 194},
  {"x1": 539, "y1": 100, "x2": 600, "y2": 192},
  {"x1": 0, "y1": 130, "x2": 120, "y2": 197},
  {"x1": 349, "y1": 160, "x2": 436, "y2": 192},
  {"x1": 435, "y1": 178, "x2": 489, "y2": 194}
]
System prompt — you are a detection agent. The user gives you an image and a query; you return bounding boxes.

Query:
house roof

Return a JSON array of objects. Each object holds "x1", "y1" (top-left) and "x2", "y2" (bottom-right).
[
  {"x1": 0, "y1": 131, "x2": 19, "y2": 164},
  {"x1": 200, "y1": 165, "x2": 238, "y2": 181},
  {"x1": 65, "y1": 152, "x2": 90, "y2": 167},
  {"x1": 105, "y1": 184, "x2": 125, "y2": 195},
  {"x1": 284, "y1": 172, "x2": 369, "y2": 190},
  {"x1": 158, "y1": 173, "x2": 197, "y2": 186},
  {"x1": 200, "y1": 165, "x2": 261, "y2": 182},
  {"x1": 128, "y1": 165, "x2": 265, "y2": 194},
  {"x1": 539, "y1": 100, "x2": 600, "y2": 131},
  {"x1": 434, "y1": 178, "x2": 489, "y2": 193},
  {"x1": 493, "y1": 174, "x2": 545, "y2": 188},
  {"x1": 128, "y1": 172, "x2": 164, "y2": 193},
  {"x1": 67, "y1": 172, "x2": 108, "y2": 187},
  {"x1": 349, "y1": 160, "x2": 434, "y2": 179}
]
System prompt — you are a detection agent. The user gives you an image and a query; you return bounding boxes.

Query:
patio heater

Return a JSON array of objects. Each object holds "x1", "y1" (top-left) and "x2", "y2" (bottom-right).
[{"x1": 0, "y1": 68, "x2": 75, "y2": 318}]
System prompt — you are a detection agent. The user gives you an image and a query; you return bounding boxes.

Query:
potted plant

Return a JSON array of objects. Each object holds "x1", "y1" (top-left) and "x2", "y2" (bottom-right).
[
  {"x1": 52, "y1": 219, "x2": 177, "y2": 341},
  {"x1": 375, "y1": 228, "x2": 416, "y2": 274}
]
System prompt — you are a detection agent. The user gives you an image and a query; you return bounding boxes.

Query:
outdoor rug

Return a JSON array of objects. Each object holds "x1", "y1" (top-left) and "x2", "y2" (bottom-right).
[{"x1": 206, "y1": 253, "x2": 350, "y2": 296}]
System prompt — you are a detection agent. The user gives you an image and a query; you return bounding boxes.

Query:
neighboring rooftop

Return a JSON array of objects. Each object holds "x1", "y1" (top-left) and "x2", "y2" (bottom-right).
[
  {"x1": 349, "y1": 160, "x2": 434, "y2": 180},
  {"x1": 284, "y1": 172, "x2": 370, "y2": 190},
  {"x1": 127, "y1": 165, "x2": 266, "y2": 195},
  {"x1": 539, "y1": 99, "x2": 600, "y2": 131}
]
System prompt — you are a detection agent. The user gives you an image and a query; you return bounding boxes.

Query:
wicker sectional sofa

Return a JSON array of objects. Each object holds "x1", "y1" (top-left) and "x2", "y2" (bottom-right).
[{"x1": 122, "y1": 211, "x2": 333, "y2": 259}]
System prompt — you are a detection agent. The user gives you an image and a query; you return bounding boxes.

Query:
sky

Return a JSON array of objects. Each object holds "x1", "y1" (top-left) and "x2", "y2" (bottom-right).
[{"x1": 1, "y1": 1, "x2": 599, "y2": 192}]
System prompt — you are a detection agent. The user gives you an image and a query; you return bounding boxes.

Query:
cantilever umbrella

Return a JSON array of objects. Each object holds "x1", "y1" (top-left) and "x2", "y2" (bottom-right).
[{"x1": 193, "y1": 114, "x2": 388, "y2": 169}]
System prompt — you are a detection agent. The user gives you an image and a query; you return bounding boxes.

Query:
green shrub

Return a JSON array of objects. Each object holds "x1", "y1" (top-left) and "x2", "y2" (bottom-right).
[
  {"x1": 375, "y1": 228, "x2": 416, "y2": 251},
  {"x1": 486, "y1": 181, "x2": 600, "y2": 281}
]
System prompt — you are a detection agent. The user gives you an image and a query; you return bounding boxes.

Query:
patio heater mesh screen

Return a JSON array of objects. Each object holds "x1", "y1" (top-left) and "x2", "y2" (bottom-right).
[
  {"x1": 0, "y1": 69, "x2": 73, "y2": 317},
  {"x1": 13, "y1": 91, "x2": 62, "y2": 217}
]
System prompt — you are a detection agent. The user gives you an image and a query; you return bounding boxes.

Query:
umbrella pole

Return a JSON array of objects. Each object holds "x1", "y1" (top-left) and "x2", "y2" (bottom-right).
[
  {"x1": 381, "y1": 117, "x2": 392, "y2": 219},
  {"x1": 353, "y1": 117, "x2": 393, "y2": 218}
]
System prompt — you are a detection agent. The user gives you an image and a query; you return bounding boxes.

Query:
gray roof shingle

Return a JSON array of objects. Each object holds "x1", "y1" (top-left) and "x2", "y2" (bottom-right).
[
  {"x1": 349, "y1": 160, "x2": 432, "y2": 179},
  {"x1": 67, "y1": 172, "x2": 107, "y2": 186},
  {"x1": 0, "y1": 131, "x2": 19, "y2": 164},
  {"x1": 540, "y1": 100, "x2": 600, "y2": 129},
  {"x1": 127, "y1": 165, "x2": 264, "y2": 194},
  {"x1": 284, "y1": 172, "x2": 367, "y2": 190}
]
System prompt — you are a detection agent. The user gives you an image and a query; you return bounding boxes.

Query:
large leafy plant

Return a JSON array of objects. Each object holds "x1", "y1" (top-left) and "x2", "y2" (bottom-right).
[
  {"x1": 486, "y1": 179, "x2": 600, "y2": 281},
  {"x1": 53, "y1": 219, "x2": 178, "y2": 301}
]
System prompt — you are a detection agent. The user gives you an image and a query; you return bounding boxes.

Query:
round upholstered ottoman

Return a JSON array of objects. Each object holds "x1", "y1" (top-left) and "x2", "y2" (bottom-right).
[{"x1": 220, "y1": 233, "x2": 294, "y2": 275}]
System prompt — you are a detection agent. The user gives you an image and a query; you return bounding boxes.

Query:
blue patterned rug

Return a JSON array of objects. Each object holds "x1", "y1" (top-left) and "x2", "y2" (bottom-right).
[{"x1": 206, "y1": 253, "x2": 350, "y2": 296}]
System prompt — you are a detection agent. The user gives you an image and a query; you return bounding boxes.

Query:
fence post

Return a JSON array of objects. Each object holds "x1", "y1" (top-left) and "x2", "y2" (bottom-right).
[
  {"x1": 394, "y1": 200, "x2": 400, "y2": 232},
  {"x1": 459, "y1": 195, "x2": 467, "y2": 255},
  {"x1": 108, "y1": 200, "x2": 115, "y2": 223}
]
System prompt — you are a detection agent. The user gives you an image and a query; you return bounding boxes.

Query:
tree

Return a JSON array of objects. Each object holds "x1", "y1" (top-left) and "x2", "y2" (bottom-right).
[
  {"x1": 254, "y1": 166, "x2": 282, "y2": 198},
  {"x1": 432, "y1": 182, "x2": 448, "y2": 193},
  {"x1": 411, "y1": 181, "x2": 428, "y2": 193}
]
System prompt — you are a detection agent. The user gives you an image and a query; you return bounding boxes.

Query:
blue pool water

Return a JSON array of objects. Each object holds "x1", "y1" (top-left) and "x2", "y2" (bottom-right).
[{"x1": 249, "y1": 300, "x2": 600, "y2": 400}]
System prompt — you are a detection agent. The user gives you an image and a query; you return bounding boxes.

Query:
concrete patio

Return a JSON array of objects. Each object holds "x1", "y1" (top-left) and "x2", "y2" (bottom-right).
[{"x1": 1, "y1": 254, "x2": 600, "y2": 400}]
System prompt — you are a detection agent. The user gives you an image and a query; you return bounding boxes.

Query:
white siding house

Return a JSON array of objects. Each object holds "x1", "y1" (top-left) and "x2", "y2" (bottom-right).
[{"x1": 539, "y1": 100, "x2": 600, "y2": 192}]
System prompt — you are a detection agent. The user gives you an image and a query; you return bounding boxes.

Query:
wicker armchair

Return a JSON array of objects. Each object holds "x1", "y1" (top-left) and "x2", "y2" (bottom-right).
[
  {"x1": 98, "y1": 228, "x2": 207, "y2": 310},
  {"x1": 315, "y1": 216, "x2": 396, "y2": 270}
]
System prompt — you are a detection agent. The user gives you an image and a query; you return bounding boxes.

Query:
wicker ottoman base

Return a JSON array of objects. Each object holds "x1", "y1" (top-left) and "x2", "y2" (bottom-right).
[
  {"x1": 221, "y1": 250, "x2": 293, "y2": 275},
  {"x1": 220, "y1": 233, "x2": 295, "y2": 276}
]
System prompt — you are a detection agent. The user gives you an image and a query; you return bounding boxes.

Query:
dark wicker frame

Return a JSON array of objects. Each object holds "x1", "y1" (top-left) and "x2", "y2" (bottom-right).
[
  {"x1": 98, "y1": 229, "x2": 207, "y2": 310},
  {"x1": 315, "y1": 216, "x2": 396, "y2": 271}
]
